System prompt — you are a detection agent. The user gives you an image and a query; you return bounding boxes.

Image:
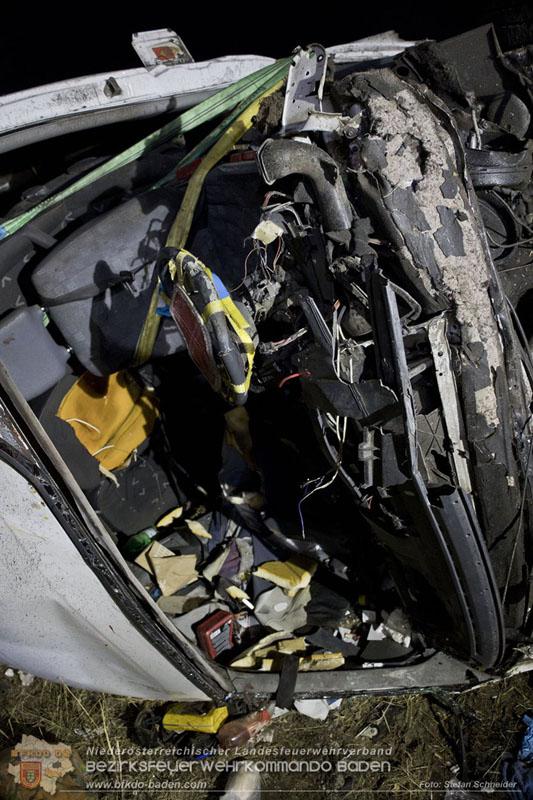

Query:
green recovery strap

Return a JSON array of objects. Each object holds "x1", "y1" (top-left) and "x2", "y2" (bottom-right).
[
  {"x1": 0, "y1": 58, "x2": 291, "y2": 241},
  {"x1": 151, "y1": 71, "x2": 284, "y2": 190}
]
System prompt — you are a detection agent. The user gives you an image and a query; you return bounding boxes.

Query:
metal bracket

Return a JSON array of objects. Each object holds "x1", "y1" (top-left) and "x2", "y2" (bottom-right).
[{"x1": 281, "y1": 44, "x2": 328, "y2": 133}]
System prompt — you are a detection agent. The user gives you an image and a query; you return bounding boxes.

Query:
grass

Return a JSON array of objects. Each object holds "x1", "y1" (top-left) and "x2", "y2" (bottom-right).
[{"x1": 0, "y1": 668, "x2": 531, "y2": 799}]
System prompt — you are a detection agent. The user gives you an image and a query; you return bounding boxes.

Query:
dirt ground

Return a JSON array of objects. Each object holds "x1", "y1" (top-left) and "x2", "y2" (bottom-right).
[{"x1": 0, "y1": 667, "x2": 531, "y2": 799}]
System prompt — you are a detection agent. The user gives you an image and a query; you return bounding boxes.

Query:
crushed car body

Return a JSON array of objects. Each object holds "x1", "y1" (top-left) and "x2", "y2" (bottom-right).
[{"x1": 0, "y1": 24, "x2": 532, "y2": 701}]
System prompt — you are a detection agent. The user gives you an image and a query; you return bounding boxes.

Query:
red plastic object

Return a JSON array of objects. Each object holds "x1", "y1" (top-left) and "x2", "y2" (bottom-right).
[
  {"x1": 196, "y1": 610, "x2": 234, "y2": 659},
  {"x1": 170, "y1": 285, "x2": 221, "y2": 392},
  {"x1": 176, "y1": 158, "x2": 202, "y2": 181},
  {"x1": 229, "y1": 150, "x2": 256, "y2": 163}
]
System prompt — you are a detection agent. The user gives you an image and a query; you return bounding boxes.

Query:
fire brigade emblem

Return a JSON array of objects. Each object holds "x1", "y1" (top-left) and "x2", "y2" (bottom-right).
[{"x1": 20, "y1": 761, "x2": 42, "y2": 789}]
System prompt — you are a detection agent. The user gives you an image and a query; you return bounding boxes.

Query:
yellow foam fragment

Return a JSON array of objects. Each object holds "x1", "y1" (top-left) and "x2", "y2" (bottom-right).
[{"x1": 253, "y1": 556, "x2": 316, "y2": 592}]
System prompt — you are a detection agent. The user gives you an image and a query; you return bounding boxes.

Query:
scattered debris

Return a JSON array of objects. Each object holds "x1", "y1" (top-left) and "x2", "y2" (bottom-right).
[
  {"x1": 217, "y1": 709, "x2": 272, "y2": 750},
  {"x1": 221, "y1": 759, "x2": 261, "y2": 800},
  {"x1": 357, "y1": 724, "x2": 380, "y2": 739},
  {"x1": 162, "y1": 702, "x2": 229, "y2": 733},
  {"x1": 293, "y1": 698, "x2": 342, "y2": 720},
  {"x1": 17, "y1": 671, "x2": 35, "y2": 687}
]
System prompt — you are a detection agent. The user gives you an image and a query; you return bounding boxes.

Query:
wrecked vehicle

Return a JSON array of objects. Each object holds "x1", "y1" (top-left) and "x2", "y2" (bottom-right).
[{"x1": 0, "y1": 24, "x2": 532, "y2": 703}]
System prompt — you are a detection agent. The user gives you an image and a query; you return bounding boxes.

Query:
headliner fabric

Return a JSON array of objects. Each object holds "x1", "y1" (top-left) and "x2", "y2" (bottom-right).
[{"x1": 57, "y1": 370, "x2": 158, "y2": 470}]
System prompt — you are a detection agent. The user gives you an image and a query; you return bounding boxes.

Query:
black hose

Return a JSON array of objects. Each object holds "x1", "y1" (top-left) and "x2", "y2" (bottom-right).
[{"x1": 257, "y1": 138, "x2": 353, "y2": 232}]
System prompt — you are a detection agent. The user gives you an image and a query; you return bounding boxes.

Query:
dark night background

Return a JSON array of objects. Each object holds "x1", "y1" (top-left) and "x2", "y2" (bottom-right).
[{"x1": 0, "y1": 1, "x2": 532, "y2": 95}]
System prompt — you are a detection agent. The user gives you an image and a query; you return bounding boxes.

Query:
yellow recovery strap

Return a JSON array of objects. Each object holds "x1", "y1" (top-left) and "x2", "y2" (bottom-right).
[{"x1": 133, "y1": 78, "x2": 286, "y2": 368}]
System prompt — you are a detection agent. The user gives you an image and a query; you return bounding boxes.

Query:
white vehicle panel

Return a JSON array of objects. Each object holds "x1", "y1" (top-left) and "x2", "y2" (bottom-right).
[
  {"x1": 0, "y1": 56, "x2": 275, "y2": 153},
  {"x1": 0, "y1": 458, "x2": 210, "y2": 701}
]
